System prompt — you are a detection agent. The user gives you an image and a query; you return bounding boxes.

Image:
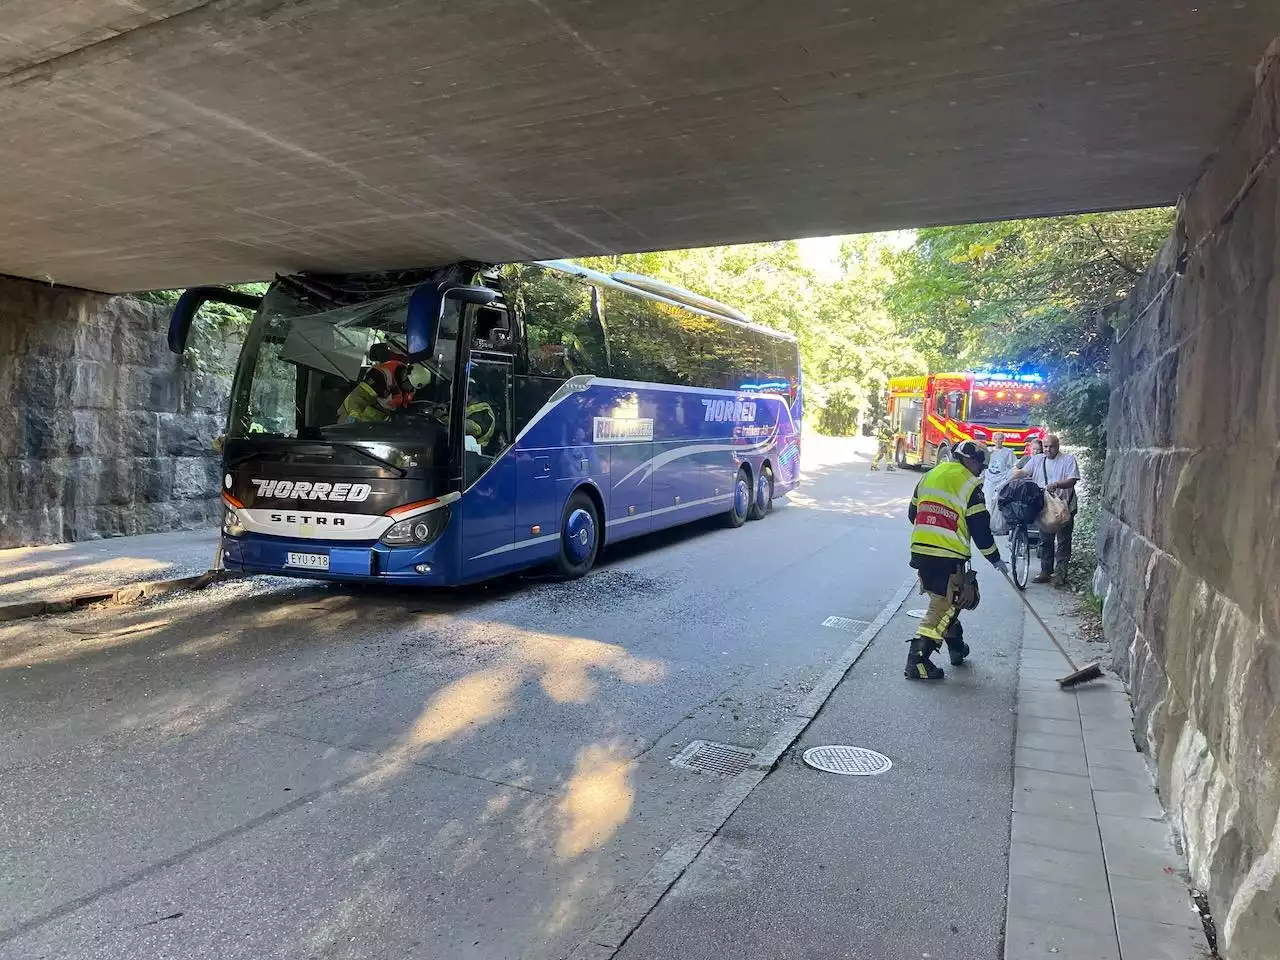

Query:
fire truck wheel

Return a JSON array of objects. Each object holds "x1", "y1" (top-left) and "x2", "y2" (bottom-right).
[
  {"x1": 895, "y1": 440, "x2": 907, "y2": 469},
  {"x1": 936, "y1": 443, "x2": 952, "y2": 465}
]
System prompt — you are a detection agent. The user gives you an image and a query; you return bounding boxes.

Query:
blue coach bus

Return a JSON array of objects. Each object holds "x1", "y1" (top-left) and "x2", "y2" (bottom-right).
[{"x1": 167, "y1": 260, "x2": 802, "y2": 585}]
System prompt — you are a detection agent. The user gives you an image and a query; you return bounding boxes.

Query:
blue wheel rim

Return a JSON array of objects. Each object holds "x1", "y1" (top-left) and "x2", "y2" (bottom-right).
[
  {"x1": 757, "y1": 472, "x2": 769, "y2": 507},
  {"x1": 564, "y1": 508, "x2": 595, "y2": 564},
  {"x1": 734, "y1": 477, "x2": 749, "y2": 517}
]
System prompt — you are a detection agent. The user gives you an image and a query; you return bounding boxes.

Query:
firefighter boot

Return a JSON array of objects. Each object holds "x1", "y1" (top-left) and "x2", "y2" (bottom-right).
[
  {"x1": 945, "y1": 623, "x2": 969, "y2": 665},
  {"x1": 904, "y1": 637, "x2": 944, "y2": 681}
]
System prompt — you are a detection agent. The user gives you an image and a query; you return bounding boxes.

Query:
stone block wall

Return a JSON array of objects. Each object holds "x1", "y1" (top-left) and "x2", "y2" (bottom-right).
[
  {"x1": 0, "y1": 275, "x2": 228, "y2": 548},
  {"x1": 1094, "y1": 49, "x2": 1280, "y2": 960}
]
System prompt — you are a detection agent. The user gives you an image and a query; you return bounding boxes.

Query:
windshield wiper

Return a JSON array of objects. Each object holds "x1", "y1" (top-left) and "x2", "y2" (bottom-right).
[{"x1": 343, "y1": 443, "x2": 408, "y2": 475}]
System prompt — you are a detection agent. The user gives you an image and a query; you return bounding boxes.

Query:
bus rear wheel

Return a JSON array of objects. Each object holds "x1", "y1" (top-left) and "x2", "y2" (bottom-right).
[
  {"x1": 748, "y1": 464, "x2": 774, "y2": 520},
  {"x1": 556, "y1": 490, "x2": 600, "y2": 578},
  {"x1": 725, "y1": 467, "x2": 751, "y2": 528}
]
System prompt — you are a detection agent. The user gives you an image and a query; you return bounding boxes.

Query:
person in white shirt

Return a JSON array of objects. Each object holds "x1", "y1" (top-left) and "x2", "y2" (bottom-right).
[
  {"x1": 982, "y1": 432, "x2": 1017, "y2": 528},
  {"x1": 1012, "y1": 434, "x2": 1079, "y2": 586}
]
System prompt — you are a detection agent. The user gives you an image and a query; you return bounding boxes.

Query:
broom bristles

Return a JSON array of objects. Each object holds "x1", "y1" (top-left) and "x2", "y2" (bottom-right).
[{"x1": 1058, "y1": 661, "x2": 1104, "y2": 689}]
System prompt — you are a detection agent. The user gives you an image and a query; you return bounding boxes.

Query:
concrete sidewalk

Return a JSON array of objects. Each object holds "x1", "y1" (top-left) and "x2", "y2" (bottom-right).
[
  {"x1": 0, "y1": 528, "x2": 219, "y2": 618},
  {"x1": 1005, "y1": 588, "x2": 1211, "y2": 960},
  {"x1": 605, "y1": 575, "x2": 1211, "y2": 960}
]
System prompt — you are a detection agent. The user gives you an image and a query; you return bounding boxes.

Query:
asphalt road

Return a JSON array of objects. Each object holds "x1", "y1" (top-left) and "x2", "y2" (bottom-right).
[{"x1": 0, "y1": 438, "x2": 1015, "y2": 960}]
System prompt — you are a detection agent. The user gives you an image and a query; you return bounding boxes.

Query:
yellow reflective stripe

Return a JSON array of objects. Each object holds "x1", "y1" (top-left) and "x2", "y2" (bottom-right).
[
  {"x1": 915, "y1": 481, "x2": 960, "y2": 500},
  {"x1": 980, "y1": 543, "x2": 999, "y2": 557},
  {"x1": 911, "y1": 543, "x2": 971, "y2": 560},
  {"x1": 965, "y1": 502, "x2": 989, "y2": 517}
]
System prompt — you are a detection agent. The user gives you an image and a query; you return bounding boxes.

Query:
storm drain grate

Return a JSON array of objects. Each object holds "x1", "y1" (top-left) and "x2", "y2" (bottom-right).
[
  {"x1": 822, "y1": 615, "x2": 870, "y2": 632},
  {"x1": 670, "y1": 740, "x2": 756, "y2": 776},
  {"x1": 802, "y1": 745, "x2": 893, "y2": 776}
]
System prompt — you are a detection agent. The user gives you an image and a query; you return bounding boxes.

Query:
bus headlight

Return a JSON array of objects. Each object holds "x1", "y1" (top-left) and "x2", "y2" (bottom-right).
[
  {"x1": 382, "y1": 506, "x2": 450, "y2": 546},
  {"x1": 223, "y1": 508, "x2": 245, "y2": 538}
]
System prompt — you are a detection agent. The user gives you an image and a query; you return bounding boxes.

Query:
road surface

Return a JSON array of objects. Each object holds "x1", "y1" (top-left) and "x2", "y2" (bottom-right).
[{"x1": 0, "y1": 437, "x2": 1021, "y2": 960}]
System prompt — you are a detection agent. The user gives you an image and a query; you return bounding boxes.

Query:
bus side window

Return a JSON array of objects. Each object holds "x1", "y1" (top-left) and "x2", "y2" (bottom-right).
[
  {"x1": 472, "y1": 304, "x2": 512, "y2": 351},
  {"x1": 501, "y1": 264, "x2": 608, "y2": 379},
  {"x1": 601, "y1": 290, "x2": 667, "y2": 384}
]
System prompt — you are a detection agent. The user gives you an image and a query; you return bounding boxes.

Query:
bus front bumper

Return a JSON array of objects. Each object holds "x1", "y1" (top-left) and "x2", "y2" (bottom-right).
[{"x1": 221, "y1": 533, "x2": 453, "y2": 585}]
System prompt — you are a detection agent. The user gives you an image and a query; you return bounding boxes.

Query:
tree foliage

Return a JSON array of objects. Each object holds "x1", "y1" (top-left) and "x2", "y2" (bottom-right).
[
  {"x1": 884, "y1": 209, "x2": 1173, "y2": 466},
  {"x1": 138, "y1": 283, "x2": 268, "y2": 382},
  {"x1": 580, "y1": 237, "x2": 923, "y2": 434},
  {"x1": 886, "y1": 212, "x2": 1172, "y2": 383}
]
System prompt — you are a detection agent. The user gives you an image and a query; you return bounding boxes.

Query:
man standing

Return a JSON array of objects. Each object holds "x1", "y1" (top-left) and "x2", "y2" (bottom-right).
[
  {"x1": 1016, "y1": 434, "x2": 1079, "y2": 586},
  {"x1": 870, "y1": 416, "x2": 896, "y2": 471},
  {"x1": 905, "y1": 440, "x2": 1008, "y2": 681}
]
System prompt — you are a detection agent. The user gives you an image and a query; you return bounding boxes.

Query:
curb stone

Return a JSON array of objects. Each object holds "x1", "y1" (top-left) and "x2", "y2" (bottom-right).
[{"x1": 0, "y1": 570, "x2": 232, "y2": 624}]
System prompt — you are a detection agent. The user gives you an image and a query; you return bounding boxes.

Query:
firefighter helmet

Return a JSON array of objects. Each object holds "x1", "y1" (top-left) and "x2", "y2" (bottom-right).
[{"x1": 953, "y1": 439, "x2": 987, "y2": 466}]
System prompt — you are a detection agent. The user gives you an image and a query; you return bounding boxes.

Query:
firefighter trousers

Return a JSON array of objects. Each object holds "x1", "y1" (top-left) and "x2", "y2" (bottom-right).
[{"x1": 914, "y1": 558, "x2": 965, "y2": 648}]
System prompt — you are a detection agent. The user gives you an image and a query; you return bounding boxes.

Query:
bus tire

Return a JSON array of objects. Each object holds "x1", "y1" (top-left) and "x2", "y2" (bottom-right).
[
  {"x1": 725, "y1": 467, "x2": 751, "y2": 528},
  {"x1": 936, "y1": 443, "x2": 952, "y2": 465},
  {"x1": 894, "y1": 440, "x2": 907, "y2": 469},
  {"x1": 748, "y1": 464, "x2": 774, "y2": 520},
  {"x1": 556, "y1": 490, "x2": 600, "y2": 578}
]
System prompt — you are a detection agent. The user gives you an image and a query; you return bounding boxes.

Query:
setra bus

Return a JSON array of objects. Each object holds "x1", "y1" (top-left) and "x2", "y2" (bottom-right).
[
  {"x1": 886, "y1": 371, "x2": 1046, "y2": 468},
  {"x1": 167, "y1": 260, "x2": 802, "y2": 585}
]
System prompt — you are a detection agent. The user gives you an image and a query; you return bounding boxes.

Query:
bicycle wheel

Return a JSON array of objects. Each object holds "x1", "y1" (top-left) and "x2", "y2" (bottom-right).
[{"x1": 1010, "y1": 525, "x2": 1031, "y2": 590}]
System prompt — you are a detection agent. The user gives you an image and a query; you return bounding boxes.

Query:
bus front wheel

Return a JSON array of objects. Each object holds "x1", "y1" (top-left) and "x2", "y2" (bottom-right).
[
  {"x1": 725, "y1": 467, "x2": 751, "y2": 528},
  {"x1": 748, "y1": 464, "x2": 774, "y2": 520},
  {"x1": 556, "y1": 490, "x2": 600, "y2": 578}
]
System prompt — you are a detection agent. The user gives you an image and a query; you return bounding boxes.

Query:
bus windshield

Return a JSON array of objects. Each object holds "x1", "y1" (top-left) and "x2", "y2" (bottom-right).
[
  {"x1": 227, "y1": 281, "x2": 463, "y2": 465},
  {"x1": 967, "y1": 388, "x2": 1045, "y2": 427}
]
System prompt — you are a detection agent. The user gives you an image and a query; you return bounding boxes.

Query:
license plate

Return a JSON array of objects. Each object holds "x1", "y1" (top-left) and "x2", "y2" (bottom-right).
[{"x1": 286, "y1": 552, "x2": 329, "y2": 570}]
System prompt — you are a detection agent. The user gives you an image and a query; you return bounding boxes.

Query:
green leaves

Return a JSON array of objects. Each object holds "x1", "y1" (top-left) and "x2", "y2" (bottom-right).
[
  {"x1": 886, "y1": 210, "x2": 1173, "y2": 379},
  {"x1": 139, "y1": 283, "x2": 266, "y2": 383}
]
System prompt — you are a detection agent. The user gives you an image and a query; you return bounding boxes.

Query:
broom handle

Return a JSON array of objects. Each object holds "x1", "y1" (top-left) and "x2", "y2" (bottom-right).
[{"x1": 1001, "y1": 571, "x2": 1081, "y2": 672}]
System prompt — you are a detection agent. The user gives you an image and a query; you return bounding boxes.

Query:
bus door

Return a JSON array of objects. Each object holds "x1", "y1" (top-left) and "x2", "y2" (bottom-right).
[{"x1": 461, "y1": 313, "x2": 517, "y2": 565}]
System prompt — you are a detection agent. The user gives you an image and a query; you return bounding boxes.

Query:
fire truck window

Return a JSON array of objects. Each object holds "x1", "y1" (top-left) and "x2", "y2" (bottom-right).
[
  {"x1": 949, "y1": 391, "x2": 966, "y2": 419},
  {"x1": 901, "y1": 399, "x2": 922, "y2": 435},
  {"x1": 934, "y1": 392, "x2": 946, "y2": 417}
]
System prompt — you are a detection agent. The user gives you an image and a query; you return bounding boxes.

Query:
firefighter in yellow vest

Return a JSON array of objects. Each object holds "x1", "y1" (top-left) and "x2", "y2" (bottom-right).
[
  {"x1": 905, "y1": 439, "x2": 1008, "y2": 681},
  {"x1": 338, "y1": 361, "x2": 495, "y2": 449},
  {"x1": 870, "y1": 416, "x2": 896, "y2": 472},
  {"x1": 338, "y1": 360, "x2": 416, "y2": 423}
]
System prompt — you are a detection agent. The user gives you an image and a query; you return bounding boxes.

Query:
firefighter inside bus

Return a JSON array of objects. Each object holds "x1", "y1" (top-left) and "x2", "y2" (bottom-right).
[{"x1": 336, "y1": 342, "x2": 418, "y2": 424}]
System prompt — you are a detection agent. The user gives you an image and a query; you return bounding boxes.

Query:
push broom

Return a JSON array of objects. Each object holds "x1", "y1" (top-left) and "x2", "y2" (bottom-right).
[{"x1": 1002, "y1": 572, "x2": 1104, "y2": 688}]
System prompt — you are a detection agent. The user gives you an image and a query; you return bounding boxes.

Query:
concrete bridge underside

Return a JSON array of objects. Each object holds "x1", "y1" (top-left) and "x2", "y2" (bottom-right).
[{"x1": 0, "y1": 0, "x2": 1275, "y2": 292}]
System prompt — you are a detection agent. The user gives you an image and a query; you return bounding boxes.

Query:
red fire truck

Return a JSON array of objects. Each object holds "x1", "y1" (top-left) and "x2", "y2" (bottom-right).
[{"x1": 886, "y1": 371, "x2": 1048, "y2": 468}]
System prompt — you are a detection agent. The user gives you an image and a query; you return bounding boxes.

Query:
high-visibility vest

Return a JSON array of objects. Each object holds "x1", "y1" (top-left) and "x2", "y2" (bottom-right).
[{"x1": 910, "y1": 461, "x2": 984, "y2": 560}]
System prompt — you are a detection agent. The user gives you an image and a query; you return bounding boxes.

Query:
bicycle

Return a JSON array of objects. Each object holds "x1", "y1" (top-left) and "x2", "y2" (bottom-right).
[{"x1": 1006, "y1": 518, "x2": 1041, "y2": 591}]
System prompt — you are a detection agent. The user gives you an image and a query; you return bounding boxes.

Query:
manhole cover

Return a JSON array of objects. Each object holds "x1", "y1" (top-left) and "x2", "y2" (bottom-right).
[
  {"x1": 822, "y1": 615, "x2": 870, "y2": 632},
  {"x1": 670, "y1": 740, "x2": 755, "y2": 776},
  {"x1": 905, "y1": 609, "x2": 927, "y2": 619},
  {"x1": 802, "y1": 745, "x2": 892, "y2": 776}
]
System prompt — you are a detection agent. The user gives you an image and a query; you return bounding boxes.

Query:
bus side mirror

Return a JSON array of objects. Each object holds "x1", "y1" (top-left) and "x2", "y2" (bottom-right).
[
  {"x1": 168, "y1": 286, "x2": 262, "y2": 355},
  {"x1": 405, "y1": 284, "x2": 497, "y2": 360}
]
